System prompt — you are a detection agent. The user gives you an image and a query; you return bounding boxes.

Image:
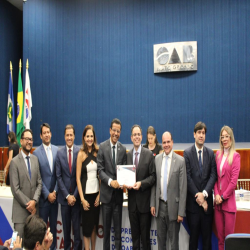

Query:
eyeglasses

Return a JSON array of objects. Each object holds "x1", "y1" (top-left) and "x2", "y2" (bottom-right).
[
  {"x1": 111, "y1": 129, "x2": 121, "y2": 134},
  {"x1": 132, "y1": 133, "x2": 141, "y2": 137},
  {"x1": 221, "y1": 135, "x2": 230, "y2": 140},
  {"x1": 22, "y1": 137, "x2": 33, "y2": 142}
]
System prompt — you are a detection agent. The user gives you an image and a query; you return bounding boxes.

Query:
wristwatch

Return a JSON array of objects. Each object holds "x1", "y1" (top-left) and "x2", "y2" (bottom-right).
[{"x1": 202, "y1": 190, "x2": 207, "y2": 200}]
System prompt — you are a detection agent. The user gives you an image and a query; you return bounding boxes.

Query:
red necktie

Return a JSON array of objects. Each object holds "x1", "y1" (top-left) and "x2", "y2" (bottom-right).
[{"x1": 69, "y1": 149, "x2": 72, "y2": 173}]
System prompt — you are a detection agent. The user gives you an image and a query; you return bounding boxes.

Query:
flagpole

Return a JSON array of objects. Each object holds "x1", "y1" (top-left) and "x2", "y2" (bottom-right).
[
  {"x1": 23, "y1": 58, "x2": 32, "y2": 129},
  {"x1": 16, "y1": 59, "x2": 24, "y2": 146},
  {"x1": 10, "y1": 61, "x2": 13, "y2": 82}
]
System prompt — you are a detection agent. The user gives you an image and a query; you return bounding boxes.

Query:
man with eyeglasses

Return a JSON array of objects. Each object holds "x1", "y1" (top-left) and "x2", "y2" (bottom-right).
[
  {"x1": 97, "y1": 118, "x2": 127, "y2": 250},
  {"x1": 33, "y1": 123, "x2": 58, "y2": 250},
  {"x1": 184, "y1": 122, "x2": 217, "y2": 250},
  {"x1": 126, "y1": 125, "x2": 156, "y2": 250},
  {"x1": 10, "y1": 129, "x2": 42, "y2": 239}
]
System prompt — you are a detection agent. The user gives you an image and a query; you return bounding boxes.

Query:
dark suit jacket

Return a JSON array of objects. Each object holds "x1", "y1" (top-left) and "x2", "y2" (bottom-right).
[
  {"x1": 33, "y1": 144, "x2": 58, "y2": 207},
  {"x1": 184, "y1": 144, "x2": 217, "y2": 214},
  {"x1": 97, "y1": 139, "x2": 127, "y2": 204},
  {"x1": 56, "y1": 145, "x2": 80, "y2": 205},
  {"x1": 127, "y1": 146, "x2": 156, "y2": 213},
  {"x1": 10, "y1": 153, "x2": 42, "y2": 223}
]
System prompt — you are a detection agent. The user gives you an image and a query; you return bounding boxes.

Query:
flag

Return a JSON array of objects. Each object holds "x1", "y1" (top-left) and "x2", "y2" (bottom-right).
[
  {"x1": 7, "y1": 71, "x2": 15, "y2": 134},
  {"x1": 16, "y1": 66, "x2": 25, "y2": 146},
  {"x1": 23, "y1": 65, "x2": 32, "y2": 129}
]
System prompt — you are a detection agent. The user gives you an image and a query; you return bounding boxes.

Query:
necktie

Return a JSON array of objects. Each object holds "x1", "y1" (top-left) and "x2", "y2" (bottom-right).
[
  {"x1": 112, "y1": 146, "x2": 116, "y2": 171},
  {"x1": 69, "y1": 149, "x2": 72, "y2": 173},
  {"x1": 198, "y1": 150, "x2": 202, "y2": 174},
  {"x1": 163, "y1": 155, "x2": 168, "y2": 201},
  {"x1": 26, "y1": 156, "x2": 31, "y2": 179},
  {"x1": 134, "y1": 152, "x2": 139, "y2": 168},
  {"x1": 47, "y1": 147, "x2": 52, "y2": 172}
]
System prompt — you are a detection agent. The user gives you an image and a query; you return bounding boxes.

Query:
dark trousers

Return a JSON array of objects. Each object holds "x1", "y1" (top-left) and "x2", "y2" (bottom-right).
[
  {"x1": 102, "y1": 198, "x2": 122, "y2": 250},
  {"x1": 39, "y1": 203, "x2": 58, "y2": 250},
  {"x1": 61, "y1": 203, "x2": 81, "y2": 250},
  {"x1": 186, "y1": 209, "x2": 213, "y2": 250},
  {"x1": 129, "y1": 207, "x2": 151, "y2": 250}
]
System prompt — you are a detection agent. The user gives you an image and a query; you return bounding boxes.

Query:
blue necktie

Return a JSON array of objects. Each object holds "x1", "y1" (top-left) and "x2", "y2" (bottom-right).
[
  {"x1": 198, "y1": 150, "x2": 202, "y2": 174},
  {"x1": 163, "y1": 156, "x2": 168, "y2": 201},
  {"x1": 26, "y1": 156, "x2": 31, "y2": 179}
]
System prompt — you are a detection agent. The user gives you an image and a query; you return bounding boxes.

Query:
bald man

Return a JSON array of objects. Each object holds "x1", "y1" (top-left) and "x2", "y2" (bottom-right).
[{"x1": 150, "y1": 132, "x2": 187, "y2": 250}]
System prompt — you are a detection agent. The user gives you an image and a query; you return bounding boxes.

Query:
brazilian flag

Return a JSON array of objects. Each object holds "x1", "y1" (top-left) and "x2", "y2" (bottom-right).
[{"x1": 16, "y1": 66, "x2": 25, "y2": 146}]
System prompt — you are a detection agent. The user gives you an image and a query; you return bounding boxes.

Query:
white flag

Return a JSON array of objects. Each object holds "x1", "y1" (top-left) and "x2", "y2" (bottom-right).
[{"x1": 23, "y1": 66, "x2": 32, "y2": 129}]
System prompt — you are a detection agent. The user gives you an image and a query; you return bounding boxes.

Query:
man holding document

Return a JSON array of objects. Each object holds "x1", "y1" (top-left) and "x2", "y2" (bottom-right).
[
  {"x1": 97, "y1": 118, "x2": 127, "y2": 250},
  {"x1": 126, "y1": 124, "x2": 156, "y2": 250}
]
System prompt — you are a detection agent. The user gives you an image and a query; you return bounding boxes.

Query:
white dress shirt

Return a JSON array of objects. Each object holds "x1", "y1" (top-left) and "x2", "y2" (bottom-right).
[
  {"x1": 160, "y1": 150, "x2": 173, "y2": 200},
  {"x1": 21, "y1": 150, "x2": 32, "y2": 172}
]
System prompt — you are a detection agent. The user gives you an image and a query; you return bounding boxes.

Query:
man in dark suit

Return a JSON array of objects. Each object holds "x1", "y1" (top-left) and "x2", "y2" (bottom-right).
[
  {"x1": 126, "y1": 125, "x2": 156, "y2": 250},
  {"x1": 33, "y1": 123, "x2": 58, "y2": 250},
  {"x1": 10, "y1": 129, "x2": 42, "y2": 238},
  {"x1": 151, "y1": 132, "x2": 187, "y2": 250},
  {"x1": 97, "y1": 118, "x2": 127, "y2": 250},
  {"x1": 184, "y1": 122, "x2": 217, "y2": 250},
  {"x1": 56, "y1": 124, "x2": 80, "y2": 250}
]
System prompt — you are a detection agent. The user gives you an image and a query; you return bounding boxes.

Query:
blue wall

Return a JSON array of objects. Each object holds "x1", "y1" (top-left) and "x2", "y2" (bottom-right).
[
  {"x1": 0, "y1": 0, "x2": 22, "y2": 146},
  {"x1": 20, "y1": 0, "x2": 250, "y2": 145}
]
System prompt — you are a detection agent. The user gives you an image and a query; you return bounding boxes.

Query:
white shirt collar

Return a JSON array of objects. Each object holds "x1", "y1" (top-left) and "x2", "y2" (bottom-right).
[
  {"x1": 66, "y1": 145, "x2": 74, "y2": 152},
  {"x1": 21, "y1": 149, "x2": 31, "y2": 159},
  {"x1": 133, "y1": 144, "x2": 142, "y2": 155},
  {"x1": 195, "y1": 144, "x2": 203, "y2": 154},
  {"x1": 110, "y1": 138, "x2": 117, "y2": 148},
  {"x1": 163, "y1": 150, "x2": 173, "y2": 159},
  {"x1": 43, "y1": 143, "x2": 51, "y2": 150}
]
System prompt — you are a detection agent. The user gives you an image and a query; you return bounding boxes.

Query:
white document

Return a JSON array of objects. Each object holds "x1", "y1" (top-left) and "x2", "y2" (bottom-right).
[{"x1": 117, "y1": 165, "x2": 136, "y2": 187}]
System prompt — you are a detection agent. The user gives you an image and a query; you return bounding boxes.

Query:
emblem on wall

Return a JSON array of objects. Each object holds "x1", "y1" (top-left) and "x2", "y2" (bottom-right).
[{"x1": 153, "y1": 41, "x2": 197, "y2": 73}]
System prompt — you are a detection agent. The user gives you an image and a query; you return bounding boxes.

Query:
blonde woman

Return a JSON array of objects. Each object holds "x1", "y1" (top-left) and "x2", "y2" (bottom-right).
[
  {"x1": 76, "y1": 125, "x2": 99, "y2": 250},
  {"x1": 214, "y1": 126, "x2": 240, "y2": 250}
]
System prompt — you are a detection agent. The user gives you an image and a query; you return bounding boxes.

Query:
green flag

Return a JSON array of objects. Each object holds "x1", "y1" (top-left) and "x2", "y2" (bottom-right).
[{"x1": 16, "y1": 66, "x2": 25, "y2": 146}]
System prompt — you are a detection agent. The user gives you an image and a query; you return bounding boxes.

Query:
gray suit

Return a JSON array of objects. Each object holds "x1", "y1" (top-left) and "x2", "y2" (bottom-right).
[
  {"x1": 150, "y1": 151, "x2": 187, "y2": 250},
  {"x1": 10, "y1": 152, "x2": 42, "y2": 237}
]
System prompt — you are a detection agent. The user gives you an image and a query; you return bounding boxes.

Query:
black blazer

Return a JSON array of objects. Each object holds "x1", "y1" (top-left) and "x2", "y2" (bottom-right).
[
  {"x1": 97, "y1": 139, "x2": 127, "y2": 204},
  {"x1": 184, "y1": 144, "x2": 217, "y2": 214},
  {"x1": 127, "y1": 146, "x2": 156, "y2": 213}
]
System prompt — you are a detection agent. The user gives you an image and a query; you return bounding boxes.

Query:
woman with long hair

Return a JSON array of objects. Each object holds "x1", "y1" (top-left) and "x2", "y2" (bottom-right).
[
  {"x1": 214, "y1": 126, "x2": 240, "y2": 250},
  {"x1": 143, "y1": 126, "x2": 162, "y2": 157},
  {"x1": 4, "y1": 131, "x2": 19, "y2": 185},
  {"x1": 76, "y1": 125, "x2": 99, "y2": 250}
]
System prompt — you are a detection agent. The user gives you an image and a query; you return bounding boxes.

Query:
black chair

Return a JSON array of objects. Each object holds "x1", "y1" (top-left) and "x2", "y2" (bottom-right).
[{"x1": 225, "y1": 233, "x2": 250, "y2": 250}]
